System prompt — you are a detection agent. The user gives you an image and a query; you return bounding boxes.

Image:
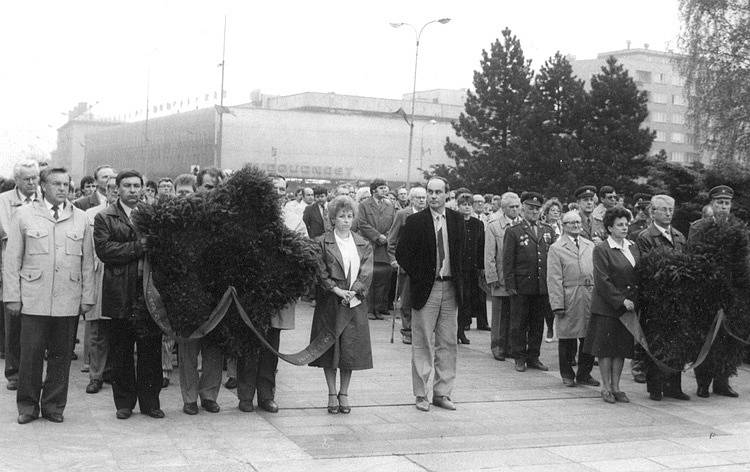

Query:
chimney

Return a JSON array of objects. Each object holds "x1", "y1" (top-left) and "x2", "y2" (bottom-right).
[{"x1": 626, "y1": 40, "x2": 631, "y2": 50}]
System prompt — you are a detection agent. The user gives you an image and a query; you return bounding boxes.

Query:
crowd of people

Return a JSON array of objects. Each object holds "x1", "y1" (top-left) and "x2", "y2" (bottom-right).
[{"x1": 0, "y1": 158, "x2": 743, "y2": 425}]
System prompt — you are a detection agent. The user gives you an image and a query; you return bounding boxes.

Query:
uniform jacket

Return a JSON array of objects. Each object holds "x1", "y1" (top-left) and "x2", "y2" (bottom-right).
[
  {"x1": 395, "y1": 207, "x2": 465, "y2": 310},
  {"x1": 3, "y1": 200, "x2": 95, "y2": 317},
  {"x1": 546, "y1": 234, "x2": 594, "y2": 338},
  {"x1": 484, "y1": 212, "x2": 519, "y2": 296},
  {"x1": 502, "y1": 219, "x2": 556, "y2": 295},
  {"x1": 579, "y1": 211, "x2": 604, "y2": 242},
  {"x1": 627, "y1": 219, "x2": 650, "y2": 241},
  {"x1": 636, "y1": 222, "x2": 685, "y2": 255},
  {"x1": 590, "y1": 239, "x2": 640, "y2": 318},
  {"x1": 73, "y1": 191, "x2": 104, "y2": 211},
  {"x1": 687, "y1": 215, "x2": 741, "y2": 243},
  {"x1": 387, "y1": 206, "x2": 418, "y2": 265},
  {"x1": 303, "y1": 202, "x2": 328, "y2": 239},
  {"x1": 315, "y1": 231, "x2": 374, "y2": 299},
  {"x1": 357, "y1": 196, "x2": 396, "y2": 263},
  {"x1": 94, "y1": 201, "x2": 146, "y2": 320}
]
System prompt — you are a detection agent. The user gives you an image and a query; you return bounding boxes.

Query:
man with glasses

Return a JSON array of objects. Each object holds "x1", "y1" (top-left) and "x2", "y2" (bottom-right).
[
  {"x1": 547, "y1": 211, "x2": 599, "y2": 387},
  {"x1": 0, "y1": 159, "x2": 41, "y2": 390},
  {"x1": 592, "y1": 186, "x2": 617, "y2": 241},
  {"x1": 636, "y1": 194, "x2": 690, "y2": 401}
]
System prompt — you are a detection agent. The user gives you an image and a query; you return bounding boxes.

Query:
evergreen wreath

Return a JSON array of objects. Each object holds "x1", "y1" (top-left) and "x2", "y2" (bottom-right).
[{"x1": 135, "y1": 165, "x2": 320, "y2": 357}]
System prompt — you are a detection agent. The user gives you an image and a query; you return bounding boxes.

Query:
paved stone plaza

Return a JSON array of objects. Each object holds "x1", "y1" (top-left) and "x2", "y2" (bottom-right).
[{"x1": 2, "y1": 302, "x2": 750, "y2": 471}]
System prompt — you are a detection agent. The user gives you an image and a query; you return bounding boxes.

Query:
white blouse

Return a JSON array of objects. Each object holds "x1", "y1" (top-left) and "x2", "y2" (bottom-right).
[
  {"x1": 607, "y1": 236, "x2": 636, "y2": 267},
  {"x1": 335, "y1": 231, "x2": 360, "y2": 289}
]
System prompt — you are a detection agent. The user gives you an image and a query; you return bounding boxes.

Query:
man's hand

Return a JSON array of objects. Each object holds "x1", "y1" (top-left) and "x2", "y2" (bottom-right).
[
  {"x1": 623, "y1": 299, "x2": 635, "y2": 311},
  {"x1": 5, "y1": 302, "x2": 21, "y2": 317},
  {"x1": 377, "y1": 235, "x2": 387, "y2": 246},
  {"x1": 81, "y1": 303, "x2": 95, "y2": 314},
  {"x1": 491, "y1": 281, "x2": 503, "y2": 290},
  {"x1": 553, "y1": 309, "x2": 565, "y2": 318},
  {"x1": 506, "y1": 288, "x2": 518, "y2": 296},
  {"x1": 390, "y1": 261, "x2": 399, "y2": 269}
]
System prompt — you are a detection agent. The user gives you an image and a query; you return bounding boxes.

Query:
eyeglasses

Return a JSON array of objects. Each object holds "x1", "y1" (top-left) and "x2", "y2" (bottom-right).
[{"x1": 563, "y1": 221, "x2": 582, "y2": 226}]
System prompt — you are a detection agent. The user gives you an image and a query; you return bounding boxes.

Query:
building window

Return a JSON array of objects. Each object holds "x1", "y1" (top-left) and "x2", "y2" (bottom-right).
[
  {"x1": 672, "y1": 114, "x2": 685, "y2": 125},
  {"x1": 671, "y1": 151, "x2": 686, "y2": 162},
  {"x1": 656, "y1": 72, "x2": 667, "y2": 83},
  {"x1": 651, "y1": 111, "x2": 668, "y2": 123},
  {"x1": 687, "y1": 134, "x2": 696, "y2": 146},
  {"x1": 672, "y1": 94, "x2": 687, "y2": 106},
  {"x1": 651, "y1": 93, "x2": 668, "y2": 104},
  {"x1": 671, "y1": 132, "x2": 686, "y2": 144},
  {"x1": 671, "y1": 75, "x2": 685, "y2": 86},
  {"x1": 636, "y1": 70, "x2": 652, "y2": 83},
  {"x1": 655, "y1": 130, "x2": 667, "y2": 142}
]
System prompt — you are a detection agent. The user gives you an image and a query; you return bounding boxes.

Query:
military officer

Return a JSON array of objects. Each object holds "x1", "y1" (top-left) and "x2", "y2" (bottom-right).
[
  {"x1": 502, "y1": 192, "x2": 557, "y2": 372},
  {"x1": 574, "y1": 186, "x2": 603, "y2": 243},
  {"x1": 627, "y1": 193, "x2": 652, "y2": 240},
  {"x1": 688, "y1": 185, "x2": 741, "y2": 398}
]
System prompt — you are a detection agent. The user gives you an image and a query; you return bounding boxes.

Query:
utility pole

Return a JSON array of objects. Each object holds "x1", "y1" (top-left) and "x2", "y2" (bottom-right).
[{"x1": 214, "y1": 15, "x2": 227, "y2": 169}]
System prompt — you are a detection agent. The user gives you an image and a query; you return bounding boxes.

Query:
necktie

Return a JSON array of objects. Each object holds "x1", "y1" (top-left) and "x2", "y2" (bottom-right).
[
  {"x1": 52, "y1": 204, "x2": 59, "y2": 221},
  {"x1": 436, "y1": 217, "x2": 445, "y2": 275},
  {"x1": 530, "y1": 222, "x2": 537, "y2": 238},
  {"x1": 574, "y1": 237, "x2": 579, "y2": 249}
]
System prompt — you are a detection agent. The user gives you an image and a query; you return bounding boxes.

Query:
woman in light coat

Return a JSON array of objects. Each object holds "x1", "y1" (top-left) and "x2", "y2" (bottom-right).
[{"x1": 546, "y1": 210, "x2": 600, "y2": 387}]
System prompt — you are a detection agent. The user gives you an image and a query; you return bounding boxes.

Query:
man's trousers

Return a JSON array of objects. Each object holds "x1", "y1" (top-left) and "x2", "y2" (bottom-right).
[
  {"x1": 559, "y1": 338, "x2": 594, "y2": 381},
  {"x1": 17, "y1": 315, "x2": 77, "y2": 416},
  {"x1": 4, "y1": 309, "x2": 21, "y2": 382},
  {"x1": 509, "y1": 294, "x2": 547, "y2": 363},
  {"x1": 84, "y1": 319, "x2": 110, "y2": 381},
  {"x1": 397, "y1": 270, "x2": 412, "y2": 335},
  {"x1": 490, "y1": 296, "x2": 511, "y2": 358},
  {"x1": 368, "y1": 262, "x2": 392, "y2": 313},
  {"x1": 237, "y1": 328, "x2": 280, "y2": 404},
  {"x1": 109, "y1": 318, "x2": 162, "y2": 413},
  {"x1": 178, "y1": 338, "x2": 223, "y2": 404},
  {"x1": 411, "y1": 281, "x2": 457, "y2": 398}
]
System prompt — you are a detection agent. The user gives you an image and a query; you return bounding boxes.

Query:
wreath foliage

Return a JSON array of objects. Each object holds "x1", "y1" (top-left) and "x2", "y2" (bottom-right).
[
  {"x1": 134, "y1": 165, "x2": 320, "y2": 357},
  {"x1": 638, "y1": 218, "x2": 750, "y2": 377}
]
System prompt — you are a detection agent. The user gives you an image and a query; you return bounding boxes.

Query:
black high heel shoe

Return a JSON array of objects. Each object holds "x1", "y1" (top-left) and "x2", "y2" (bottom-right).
[
  {"x1": 327, "y1": 394, "x2": 339, "y2": 414},
  {"x1": 337, "y1": 393, "x2": 351, "y2": 414},
  {"x1": 458, "y1": 333, "x2": 470, "y2": 344}
]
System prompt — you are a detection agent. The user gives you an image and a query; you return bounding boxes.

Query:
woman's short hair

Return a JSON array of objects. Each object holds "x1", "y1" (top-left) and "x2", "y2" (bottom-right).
[
  {"x1": 603, "y1": 207, "x2": 631, "y2": 234},
  {"x1": 174, "y1": 173, "x2": 197, "y2": 191},
  {"x1": 541, "y1": 197, "x2": 562, "y2": 218},
  {"x1": 80, "y1": 175, "x2": 95, "y2": 189},
  {"x1": 456, "y1": 193, "x2": 474, "y2": 206},
  {"x1": 354, "y1": 187, "x2": 371, "y2": 202},
  {"x1": 328, "y1": 195, "x2": 357, "y2": 224}
]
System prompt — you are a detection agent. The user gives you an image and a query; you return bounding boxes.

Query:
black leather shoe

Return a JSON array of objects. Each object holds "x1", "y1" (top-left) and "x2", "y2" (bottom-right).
[
  {"x1": 259, "y1": 399, "x2": 278, "y2": 413},
  {"x1": 696, "y1": 386, "x2": 710, "y2": 398},
  {"x1": 85, "y1": 379, "x2": 103, "y2": 394},
  {"x1": 477, "y1": 325, "x2": 491, "y2": 331},
  {"x1": 71, "y1": 352, "x2": 78, "y2": 360},
  {"x1": 238, "y1": 401, "x2": 254, "y2": 412},
  {"x1": 7, "y1": 379, "x2": 18, "y2": 391},
  {"x1": 633, "y1": 373, "x2": 647, "y2": 384},
  {"x1": 432, "y1": 396, "x2": 456, "y2": 410},
  {"x1": 17, "y1": 414, "x2": 37, "y2": 424},
  {"x1": 562, "y1": 378, "x2": 576, "y2": 387},
  {"x1": 493, "y1": 350, "x2": 506, "y2": 361},
  {"x1": 665, "y1": 391, "x2": 691, "y2": 401},
  {"x1": 145, "y1": 409, "x2": 165, "y2": 419},
  {"x1": 201, "y1": 399, "x2": 221, "y2": 413},
  {"x1": 116, "y1": 408, "x2": 132, "y2": 419},
  {"x1": 649, "y1": 391, "x2": 663, "y2": 401},
  {"x1": 515, "y1": 359, "x2": 526, "y2": 372},
  {"x1": 714, "y1": 386, "x2": 739, "y2": 398},
  {"x1": 161, "y1": 377, "x2": 170, "y2": 388},
  {"x1": 42, "y1": 412, "x2": 64, "y2": 423},
  {"x1": 183, "y1": 402, "x2": 199, "y2": 415},
  {"x1": 576, "y1": 377, "x2": 601, "y2": 387},
  {"x1": 458, "y1": 334, "x2": 470, "y2": 345},
  {"x1": 527, "y1": 360, "x2": 549, "y2": 371},
  {"x1": 224, "y1": 377, "x2": 238, "y2": 389}
]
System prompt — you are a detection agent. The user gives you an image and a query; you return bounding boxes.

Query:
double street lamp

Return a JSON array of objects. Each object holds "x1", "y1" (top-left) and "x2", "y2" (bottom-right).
[{"x1": 390, "y1": 18, "x2": 450, "y2": 186}]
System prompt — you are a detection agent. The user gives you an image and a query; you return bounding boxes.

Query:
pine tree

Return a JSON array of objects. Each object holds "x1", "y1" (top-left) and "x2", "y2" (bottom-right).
[
  {"x1": 441, "y1": 28, "x2": 533, "y2": 194},
  {"x1": 580, "y1": 56, "x2": 654, "y2": 195}
]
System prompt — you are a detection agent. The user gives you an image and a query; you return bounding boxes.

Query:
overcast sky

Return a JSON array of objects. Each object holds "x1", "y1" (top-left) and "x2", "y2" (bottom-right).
[{"x1": 0, "y1": 0, "x2": 682, "y2": 177}]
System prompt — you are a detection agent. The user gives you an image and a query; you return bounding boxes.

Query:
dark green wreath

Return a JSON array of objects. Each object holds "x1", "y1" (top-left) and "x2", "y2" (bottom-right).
[
  {"x1": 135, "y1": 165, "x2": 320, "y2": 357},
  {"x1": 638, "y1": 218, "x2": 750, "y2": 377}
]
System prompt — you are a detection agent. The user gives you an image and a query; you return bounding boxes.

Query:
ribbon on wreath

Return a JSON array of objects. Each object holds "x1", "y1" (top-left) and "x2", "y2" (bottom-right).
[
  {"x1": 619, "y1": 309, "x2": 725, "y2": 373},
  {"x1": 143, "y1": 258, "x2": 349, "y2": 366}
]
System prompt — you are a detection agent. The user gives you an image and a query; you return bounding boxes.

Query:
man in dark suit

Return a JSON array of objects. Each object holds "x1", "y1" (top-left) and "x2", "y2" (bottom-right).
[
  {"x1": 358, "y1": 179, "x2": 396, "y2": 319},
  {"x1": 387, "y1": 186, "x2": 427, "y2": 344},
  {"x1": 636, "y1": 194, "x2": 690, "y2": 401},
  {"x1": 503, "y1": 192, "x2": 556, "y2": 373},
  {"x1": 302, "y1": 185, "x2": 329, "y2": 239},
  {"x1": 73, "y1": 165, "x2": 115, "y2": 211},
  {"x1": 396, "y1": 177, "x2": 464, "y2": 412},
  {"x1": 688, "y1": 185, "x2": 740, "y2": 399}
]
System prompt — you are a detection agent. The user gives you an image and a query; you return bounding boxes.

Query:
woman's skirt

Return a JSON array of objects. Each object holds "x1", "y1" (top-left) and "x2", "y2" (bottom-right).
[{"x1": 583, "y1": 313, "x2": 634, "y2": 358}]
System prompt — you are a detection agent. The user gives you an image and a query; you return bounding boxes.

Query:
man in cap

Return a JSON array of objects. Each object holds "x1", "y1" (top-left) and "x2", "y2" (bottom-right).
[
  {"x1": 636, "y1": 194, "x2": 690, "y2": 401},
  {"x1": 358, "y1": 178, "x2": 396, "y2": 320},
  {"x1": 628, "y1": 193, "x2": 652, "y2": 240},
  {"x1": 573, "y1": 186, "x2": 603, "y2": 243},
  {"x1": 502, "y1": 192, "x2": 557, "y2": 372},
  {"x1": 688, "y1": 185, "x2": 741, "y2": 398}
]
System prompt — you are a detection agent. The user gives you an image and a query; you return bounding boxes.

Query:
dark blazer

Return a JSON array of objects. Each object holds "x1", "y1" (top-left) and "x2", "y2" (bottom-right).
[
  {"x1": 463, "y1": 216, "x2": 484, "y2": 272},
  {"x1": 386, "y1": 206, "x2": 416, "y2": 264},
  {"x1": 73, "y1": 191, "x2": 103, "y2": 211},
  {"x1": 357, "y1": 196, "x2": 396, "y2": 263},
  {"x1": 303, "y1": 203, "x2": 327, "y2": 239},
  {"x1": 315, "y1": 231, "x2": 374, "y2": 299},
  {"x1": 502, "y1": 220, "x2": 556, "y2": 295},
  {"x1": 93, "y1": 201, "x2": 145, "y2": 319},
  {"x1": 636, "y1": 222, "x2": 685, "y2": 255},
  {"x1": 590, "y1": 239, "x2": 641, "y2": 318},
  {"x1": 395, "y1": 207, "x2": 464, "y2": 310}
]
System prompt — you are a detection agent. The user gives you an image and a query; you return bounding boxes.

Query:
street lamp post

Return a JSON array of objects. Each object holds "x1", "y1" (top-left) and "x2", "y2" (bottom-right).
[
  {"x1": 390, "y1": 18, "x2": 450, "y2": 186},
  {"x1": 419, "y1": 119, "x2": 438, "y2": 170}
]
